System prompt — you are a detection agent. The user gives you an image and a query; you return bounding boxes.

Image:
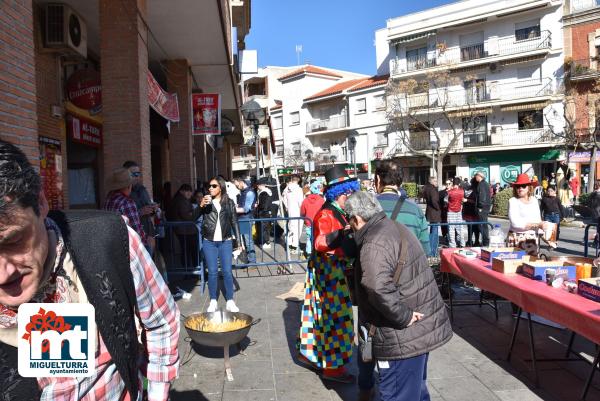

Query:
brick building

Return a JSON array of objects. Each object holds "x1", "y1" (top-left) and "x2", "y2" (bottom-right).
[{"x1": 0, "y1": 0, "x2": 251, "y2": 209}]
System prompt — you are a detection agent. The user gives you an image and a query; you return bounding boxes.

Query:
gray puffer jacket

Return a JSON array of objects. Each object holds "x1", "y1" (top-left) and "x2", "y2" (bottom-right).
[{"x1": 354, "y1": 211, "x2": 452, "y2": 360}]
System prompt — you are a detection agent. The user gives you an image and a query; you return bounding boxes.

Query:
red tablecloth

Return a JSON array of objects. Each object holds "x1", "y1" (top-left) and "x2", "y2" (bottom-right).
[{"x1": 440, "y1": 248, "x2": 600, "y2": 345}]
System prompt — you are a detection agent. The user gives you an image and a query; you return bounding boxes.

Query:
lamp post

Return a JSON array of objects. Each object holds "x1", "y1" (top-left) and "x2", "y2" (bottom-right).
[
  {"x1": 431, "y1": 137, "x2": 439, "y2": 181},
  {"x1": 241, "y1": 100, "x2": 266, "y2": 179},
  {"x1": 348, "y1": 136, "x2": 357, "y2": 177},
  {"x1": 304, "y1": 149, "x2": 314, "y2": 178},
  {"x1": 330, "y1": 155, "x2": 337, "y2": 166}
]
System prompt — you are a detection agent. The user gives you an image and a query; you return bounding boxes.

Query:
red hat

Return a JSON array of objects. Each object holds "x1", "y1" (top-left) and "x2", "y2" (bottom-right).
[{"x1": 511, "y1": 173, "x2": 532, "y2": 186}]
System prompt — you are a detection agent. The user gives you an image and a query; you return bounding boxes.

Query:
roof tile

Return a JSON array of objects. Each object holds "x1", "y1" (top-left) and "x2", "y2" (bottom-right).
[
  {"x1": 303, "y1": 79, "x2": 365, "y2": 102},
  {"x1": 278, "y1": 65, "x2": 343, "y2": 81},
  {"x1": 348, "y1": 75, "x2": 390, "y2": 92}
]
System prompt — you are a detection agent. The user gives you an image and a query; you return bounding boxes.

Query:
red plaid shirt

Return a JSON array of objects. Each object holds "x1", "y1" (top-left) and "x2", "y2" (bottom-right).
[
  {"x1": 104, "y1": 191, "x2": 147, "y2": 244},
  {"x1": 37, "y1": 222, "x2": 180, "y2": 401}
]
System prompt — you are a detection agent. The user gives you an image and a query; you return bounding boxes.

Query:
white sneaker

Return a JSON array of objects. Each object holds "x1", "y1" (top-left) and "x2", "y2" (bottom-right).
[
  {"x1": 226, "y1": 300, "x2": 239, "y2": 313},
  {"x1": 207, "y1": 299, "x2": 218, "y2": 313}
]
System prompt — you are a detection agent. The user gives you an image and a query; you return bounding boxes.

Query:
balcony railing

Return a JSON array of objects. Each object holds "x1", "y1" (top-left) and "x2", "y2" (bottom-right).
[
  {"x1": 391, "y1": 31, "x2": 551, "y2": 75},
  {"x1": 570, "y1": 0, "x2": 600, "y2": 14},
  {"x1": 306, "y1": 115, "x2": 348, "y2": 134},
  {"x1": 404, "y1": 77, "x2": 555, "y2": 110},
  {"x1": 462, "y1": 127, "x2": 557, "y2": 148},
  {"x1": 567, "y1": 58, "x2": 600, "y2": 80}
]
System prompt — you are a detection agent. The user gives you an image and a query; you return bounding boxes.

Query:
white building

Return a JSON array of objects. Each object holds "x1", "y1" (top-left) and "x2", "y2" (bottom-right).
[{"x1": 375, "y1": 0, "x2": 566, "y2": 185}]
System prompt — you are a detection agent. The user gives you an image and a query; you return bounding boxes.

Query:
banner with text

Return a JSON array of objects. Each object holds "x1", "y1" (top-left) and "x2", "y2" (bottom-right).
[
  {"x1": 147, "y1": 71, "x2": 180, "y2": 122},
  {"x1": 66, "y1": 114, "x2": 102, "y2": 148},
  {"x1": 192, "y1": 93, "x2": 221, "y2": 135}
]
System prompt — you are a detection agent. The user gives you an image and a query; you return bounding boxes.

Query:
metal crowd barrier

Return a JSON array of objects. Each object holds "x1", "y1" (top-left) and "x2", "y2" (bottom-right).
[
  {"x1": 428, "y1": 221, "x2": 495, "y2": 257},
  {"x1": 158, "y1": 221, "x2": 204, "y2": 292},
  {"x1": 233, "y1": 216, "x2": 312, "y2": 271}
]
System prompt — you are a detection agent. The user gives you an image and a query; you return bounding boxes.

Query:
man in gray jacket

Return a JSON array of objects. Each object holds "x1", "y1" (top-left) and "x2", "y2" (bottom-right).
[{"x1": 345, "y1": 191, "x2": 452, "y2": 401}]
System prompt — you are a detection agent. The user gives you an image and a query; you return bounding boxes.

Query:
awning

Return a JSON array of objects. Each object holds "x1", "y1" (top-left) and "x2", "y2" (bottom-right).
[
  {"x1": 448, "y1": 107, "x2": 493, "y2": 118},
  {"x1": 500, "y1": 101, "x2": 549, "y2": 112},
  {"x1": 467, "y1": 148, "x2": 559, "y2": 163},
  {"x1": 390, "y1": 30, "x2": 436, "y2": 45}
]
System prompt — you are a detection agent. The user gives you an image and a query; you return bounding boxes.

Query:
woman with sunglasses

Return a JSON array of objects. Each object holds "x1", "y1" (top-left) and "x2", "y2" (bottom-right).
[
  {"x1": 297, "y1": 165, "x2": 359, "y2": 384},
  {"x1": 507, "y1": 174, "x2": 554, "y2": 254},
  {"x1": 199, "y1": 177, "x2": 242, "y2": 313}
]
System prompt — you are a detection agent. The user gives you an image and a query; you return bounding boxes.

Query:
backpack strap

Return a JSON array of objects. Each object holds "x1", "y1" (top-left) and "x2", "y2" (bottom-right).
[{"x1": 390, "y1": 196, "x2": 405, "y2": 221}]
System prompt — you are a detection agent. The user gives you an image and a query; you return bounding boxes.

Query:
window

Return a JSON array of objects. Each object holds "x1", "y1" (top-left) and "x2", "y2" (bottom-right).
[
  {"x1": 406, "y1": 46, "x2": 428, "y2": 71},
  {"x1": 273, "y1": 116, "x2": 282, "y2": 129},
  {"x1": 515, "y1": 19, "x2": 541, "y2": 41},
  {"x1": 459, "y1": 31, "x2": 485, "y2": 62},
  {"x1": 292, "y1": 142, "x2": 301, "y2": 156},
  {"x1": 290, "y1": 112, "x2": 300, "y2": 126},
  {"x1": 462, "y1": 115, "x2": 487, "y2": 133},
  {"x1": 355, "y1": 98, "x2": 366, "y2": 114},
  {"x1": 518, "y1": 110, "x2": 543, "y2": 130},
  {"x1": 276, "y1": 146, "x2": 284, "y2": 157},
  {"x1": 240, "y1": 146, "x2": 249, "y2": 158},
  {"x1": 464, "y1": 79, "x2": 487, "y2": 103},
  {"x1": 374, "y1": 94, "x2": 386, "y2": 110},
  {"x1": 375, "y1": 131, "x2": 388, "y2": 146}
]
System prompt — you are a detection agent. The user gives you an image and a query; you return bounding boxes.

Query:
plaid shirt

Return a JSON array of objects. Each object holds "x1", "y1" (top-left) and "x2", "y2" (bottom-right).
[
  {"x1": 104, "y1": 191, "x2": 148, "y2": 244},
  {"x1": 37, "y1": 221, "x2": 180, "y2": 401}
]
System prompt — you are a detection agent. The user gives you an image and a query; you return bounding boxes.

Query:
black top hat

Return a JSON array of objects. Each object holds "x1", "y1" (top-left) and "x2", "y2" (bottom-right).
[{"x1": 324, "y1": 165, "x2": 355, "y2": 186}]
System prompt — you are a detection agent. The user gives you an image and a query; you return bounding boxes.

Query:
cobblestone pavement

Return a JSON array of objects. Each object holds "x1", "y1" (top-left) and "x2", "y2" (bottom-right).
[{"x1": 168, "y1": 251, "x2": 600, "y2": 401}]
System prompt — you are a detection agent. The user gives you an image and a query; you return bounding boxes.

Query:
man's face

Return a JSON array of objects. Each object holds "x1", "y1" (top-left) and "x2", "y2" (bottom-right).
[
  {"x1": 475, "y1": 174, "x2": 483, "y2": 183},
  {"x1": 0, "y1": 201, "x2": 49, "y2": 308},
  {"x1": 234, "y1": 180, "x2": 245, "y2": 190},
  {"x1": 128, "y1": 166, "x2": 142, "y2": 186},
  {"x1": 182, "y1": 190, "x2": 193, "y2": 200},
  {"x1": 349, "y1": 215, "x2": 365, "y2": 232},
  {"x1": 430, "y1": 178, "x2": 438, "y2": 187}
]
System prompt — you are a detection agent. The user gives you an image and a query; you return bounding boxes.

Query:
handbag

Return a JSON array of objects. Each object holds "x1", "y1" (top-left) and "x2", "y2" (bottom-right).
[{"x1": 358, "y1": 220, "x2": 408, "y2": 363}]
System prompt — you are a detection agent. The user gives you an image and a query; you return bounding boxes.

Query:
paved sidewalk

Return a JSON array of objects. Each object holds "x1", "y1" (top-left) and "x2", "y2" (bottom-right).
[{"x1": 169, "y1": 266, "x2": 600, "y2": 401}]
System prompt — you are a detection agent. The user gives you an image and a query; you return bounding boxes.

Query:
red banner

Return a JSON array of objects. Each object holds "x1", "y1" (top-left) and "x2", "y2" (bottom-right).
[
  {"x1": 39, "y1": 137, "x2": 64, "y2": 210},
  {"x1": 147, "y1": 71, "x2": 180, "y2": 122},
  {"x1": 192, "y1": 93, "x2": 221, "y2": 135},
  {"x1": 67, "y1": 114, "x2": 102, "y2": 148}
]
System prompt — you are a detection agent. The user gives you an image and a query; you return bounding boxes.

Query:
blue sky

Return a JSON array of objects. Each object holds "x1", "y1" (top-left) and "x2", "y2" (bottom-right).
[{"x1": 245, "y1": 0, "x2": 455, "y2": 76}]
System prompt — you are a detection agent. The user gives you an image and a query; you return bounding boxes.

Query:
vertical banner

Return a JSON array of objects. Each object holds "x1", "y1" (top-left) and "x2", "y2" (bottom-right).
[
  {"x1": 192, "y1": 93, "x2": 221, "y2": 135},
  {"x1": 39, "y1": 137, "x2": 64, "y2": 210}
]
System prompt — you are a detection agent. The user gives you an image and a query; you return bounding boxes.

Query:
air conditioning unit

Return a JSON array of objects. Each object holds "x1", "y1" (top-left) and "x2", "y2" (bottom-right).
[
  {"x1": 43, "y1": 3, "x2": 87, "y2": 58},
  {"x1": 489, "y1": 62, "x2": 502, "y2": 73}
]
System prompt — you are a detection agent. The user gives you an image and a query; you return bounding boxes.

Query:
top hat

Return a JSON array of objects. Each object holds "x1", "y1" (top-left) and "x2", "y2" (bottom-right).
[
  {"x1": 106, "y1": 167, "x2": 133, "y2": 192},
  {"x1": 324, "y1": 165, "x2": 355, "y2": 186},
  {"x1": 511, "y1": 173, "x2": 533, "y2": 186}
]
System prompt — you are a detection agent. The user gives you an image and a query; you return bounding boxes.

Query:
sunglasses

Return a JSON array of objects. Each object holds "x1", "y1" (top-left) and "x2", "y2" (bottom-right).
[
  {"x1": 209, "y1": 184, "x2": 219, "y2": 189},
  {"x1": 130, "y1": 172, "x2": 142, "y2": 177}
]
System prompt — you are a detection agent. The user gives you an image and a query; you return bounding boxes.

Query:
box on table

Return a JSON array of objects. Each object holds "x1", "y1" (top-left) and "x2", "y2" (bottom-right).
[
  {"x1": 578, "y1": 277, "x2": 600, "y2": 303},
  {"x1": 481, "y1": 248, "x2": 526, "y2": 263},
  {"x1": 521, "y1": 261, "x2": 576, "y2": 281},
  {"x1": 492, "y1": 255, "x2": 530, "y2": 274}
]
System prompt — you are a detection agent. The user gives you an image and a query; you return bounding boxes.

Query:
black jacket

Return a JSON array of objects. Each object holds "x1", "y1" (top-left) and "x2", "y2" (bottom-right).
[
  {"x1": 422, "y1": 183, "x2": 441, "y2": 223},
  {"x1": 475, "y1": 179, "x2": 491, "y2": 211},
  {"x1": 199, "y1": 197, "x2": 241, "y2": 241},
  {"x1": 256, "y1": 188, "x2": 273, "y2": 218},
  {"x1": 354, "y1": 212, "x2": 452, "y2": 360}
]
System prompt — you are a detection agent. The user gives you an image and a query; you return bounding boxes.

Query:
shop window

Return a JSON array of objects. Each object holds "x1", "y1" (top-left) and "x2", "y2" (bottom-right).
[
  {"x1": 290, "y1": 112, "x2": 300, "y2": 126},
  {"x1": 515, "y1": 19, "x2": 541, "y2": 41},
  {"x1": 355, "y1": 98, "x2": 366, "y2": 114},
  {"x1": 518, "y1": 110, "x2": 543, "y2": 130}
]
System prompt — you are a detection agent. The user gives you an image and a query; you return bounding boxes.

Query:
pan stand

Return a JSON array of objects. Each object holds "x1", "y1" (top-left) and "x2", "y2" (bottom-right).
[{"x1": 224, "y1": 345, "x2": 234, "y2": 381}]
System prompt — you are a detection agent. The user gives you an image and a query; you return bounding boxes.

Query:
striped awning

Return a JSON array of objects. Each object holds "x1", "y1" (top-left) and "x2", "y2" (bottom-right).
[
  {"x1": 448, "y1": 107, "x2": 492, "y2": 118},
  {"x1": 390, "y1": 30, "x2": 436, "y2": 45},
  {"x1": 500, "y1": 101, "x2": 549, "y2": 112}
]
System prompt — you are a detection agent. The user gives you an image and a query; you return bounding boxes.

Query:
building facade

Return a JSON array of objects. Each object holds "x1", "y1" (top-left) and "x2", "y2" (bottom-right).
[
  {"x1": 1, "y1": 0, "x2": 251, "y2": 209},
  {"x1": 375, "y1": 0, "x2": 566, "y2": 185}
]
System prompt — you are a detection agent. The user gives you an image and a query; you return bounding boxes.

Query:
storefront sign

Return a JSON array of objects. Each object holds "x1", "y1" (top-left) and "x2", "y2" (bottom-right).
[
  {"x1": 568, "y1": 151, "x2": 591, "y2": 163},
  {"x1": 67, "y1": 114, "x2": 102, "y2": 148},
  {"x1": 39, "y1": 137, "x2": 64, "y2": 210},
  {"x1": 66, "y1": 69, "x2": 101, "y2": 112},
  {"x1": 192, "y1": 93, "x2": 221, "y2": 135},
  {"x1": 147, "y1": 71, "x2": 180, "y2": 122},
  {"x1": 500, "y1": 164, "x2": 521, "y2": 186},
  {"x1": 469, "y1": 164, "x2": 489, "y2": 180}
]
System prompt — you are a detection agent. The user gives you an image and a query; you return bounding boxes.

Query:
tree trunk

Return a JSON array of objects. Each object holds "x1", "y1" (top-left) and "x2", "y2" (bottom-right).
[
  {"x1": 436, "y1": 153, "x2": 444, "y2": 188},
  {"x1": 589, "y1": 146, "x2": 597, "y2": 193}
]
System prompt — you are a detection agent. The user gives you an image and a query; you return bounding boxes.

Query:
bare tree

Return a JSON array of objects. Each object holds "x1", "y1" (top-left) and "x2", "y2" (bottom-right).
[{"x1": 385, "y1": 70, "x2": 488, "y2": 183}]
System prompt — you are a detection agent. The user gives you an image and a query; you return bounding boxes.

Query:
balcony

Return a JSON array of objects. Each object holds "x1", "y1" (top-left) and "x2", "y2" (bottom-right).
[
  {"x1": 306, "y1": 115, "x2": 348, "y2": 134},
  {"x1": 570, "y1": 0, "x2": 600, "y2": 14},
  {"x1": 409, "y1": 133, "x2": 431, "y2": 151},
  {"x1": 404, "y1": 77, "x2": 556, "y2": 111},
  {"x1": 462, "y1": 127, "x2": 558, "y2": 148},
  {"x1": 391, "y1": 31, "x2": 552, "y2": 76},
  {"x1": 566, "y1": 58, "x2": 600, "y2": 81}
]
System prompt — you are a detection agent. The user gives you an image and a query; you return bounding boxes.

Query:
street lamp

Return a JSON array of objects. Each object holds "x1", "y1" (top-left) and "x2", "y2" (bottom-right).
[
  {"x1": 431, "y1": 137, "x2": 439, "y2": 180},
  {"x1": 330, "y1": 155, "x2": 337, "y2": 165},
  {"x1": 348, "y1": 136, "x2": 357, "y2": 177},
  {"x1": 304, "y1": 149, "x2": 314, "y2": 178},
  {"x1": 241, "y1": 100, "x2": 266, "y2": 179}
]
